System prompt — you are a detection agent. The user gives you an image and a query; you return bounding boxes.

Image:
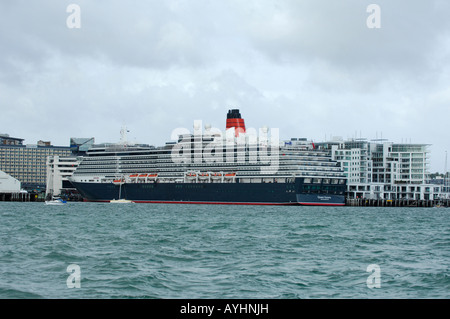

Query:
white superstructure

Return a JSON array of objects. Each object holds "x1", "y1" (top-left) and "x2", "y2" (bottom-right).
[{"x1": 70, "y1": 134, "x2": 346, "y2": 186}]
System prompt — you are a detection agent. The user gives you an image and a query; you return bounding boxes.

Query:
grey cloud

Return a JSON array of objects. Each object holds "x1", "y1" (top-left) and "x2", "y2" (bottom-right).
[
  {"x1": 0, "y1": 0, "x2": 214, "y2": 71},
  {"x1": 238, "y1": 1, "x2": 450, "y2": 76},
  {"x1": 0, "y1": 0, "x2": 449, "y2": 171}
]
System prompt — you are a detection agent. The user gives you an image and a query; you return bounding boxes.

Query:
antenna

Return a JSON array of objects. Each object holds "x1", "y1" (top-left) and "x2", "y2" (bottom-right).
[
  {"x1": 445, "y1": 150, "x2": 448, "y2": 176},
  {"x1": 445, "y1": 151, "x2": 448, "y2": 188},
  {"x1": 120, "y1": 125, "x2": 130, "y2": 145}
]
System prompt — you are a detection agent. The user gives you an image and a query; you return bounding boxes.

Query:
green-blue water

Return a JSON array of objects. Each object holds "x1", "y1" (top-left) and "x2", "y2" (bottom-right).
[{"x1": 0, "y1": 202, "x2": 448, "y2": 299}]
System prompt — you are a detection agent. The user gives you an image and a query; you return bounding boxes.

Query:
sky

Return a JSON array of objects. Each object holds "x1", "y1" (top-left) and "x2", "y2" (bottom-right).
[{"x1": 1, "y1": 0, "x2": 449, "y2": 173}]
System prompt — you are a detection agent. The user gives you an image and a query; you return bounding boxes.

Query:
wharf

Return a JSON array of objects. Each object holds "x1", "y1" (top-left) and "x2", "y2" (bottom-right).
[
  {"x1": 1, "y1": 193, "x2": 448, "y2": 207},
  {"x1": 0, "y1": 192, "x2": 42, "y2": 202},
  {"x1": 345, "y1": 198, "x2": 449, "y2": 207}
]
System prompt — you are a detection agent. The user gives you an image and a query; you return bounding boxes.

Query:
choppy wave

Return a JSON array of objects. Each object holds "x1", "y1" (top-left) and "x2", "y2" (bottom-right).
[
  {"x1": 0, "y1": 202, "x2": 448, "y2": 298},
  {"x1": 0, "y1": 286, "x2": 44, "y2": 299}
]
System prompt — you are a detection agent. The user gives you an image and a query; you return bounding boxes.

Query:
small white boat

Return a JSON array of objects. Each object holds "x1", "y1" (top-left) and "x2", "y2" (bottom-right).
[
  {"x1": 110, "y1": 199, "x2": 134, "y2": 204},
  {"x1": 45, "y1": 197, "x2": 67, "y2": 205}
]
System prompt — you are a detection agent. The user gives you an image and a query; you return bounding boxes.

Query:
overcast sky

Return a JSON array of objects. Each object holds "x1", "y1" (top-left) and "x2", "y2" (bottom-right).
[{"x1": 1, "y1": 0, "x2": 449, "y2": 172}]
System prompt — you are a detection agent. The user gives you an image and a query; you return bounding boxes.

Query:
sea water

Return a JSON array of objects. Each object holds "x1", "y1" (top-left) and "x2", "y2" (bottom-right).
[{"x1": 0, "y1": 202, "x2": 448, "y2": 299}]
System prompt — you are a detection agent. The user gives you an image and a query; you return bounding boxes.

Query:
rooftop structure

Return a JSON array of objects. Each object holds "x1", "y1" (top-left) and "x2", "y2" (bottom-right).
[
  {"x1": 70, "y1": 137, "x2": 95, "y2": 155},
  {"x1": 0, "y1": 134, "x2": 24, "y2": 146}
]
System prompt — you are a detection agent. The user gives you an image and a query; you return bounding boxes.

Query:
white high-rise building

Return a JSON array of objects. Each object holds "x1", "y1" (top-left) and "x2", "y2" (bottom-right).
[{"x1": 316, "y1": 138, "x2": 445, "y2": 201}]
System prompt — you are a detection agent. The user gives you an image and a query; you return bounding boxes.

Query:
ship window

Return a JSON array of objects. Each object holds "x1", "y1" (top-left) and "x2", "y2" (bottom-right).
[{"x1": 313, "y1": 178, "x2": 321, "y2": 184}]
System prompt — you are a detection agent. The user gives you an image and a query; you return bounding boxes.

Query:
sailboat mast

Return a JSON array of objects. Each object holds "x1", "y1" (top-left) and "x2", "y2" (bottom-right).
[{"x1": 118, "y1": 175, "x2": 124, "y2": 200}]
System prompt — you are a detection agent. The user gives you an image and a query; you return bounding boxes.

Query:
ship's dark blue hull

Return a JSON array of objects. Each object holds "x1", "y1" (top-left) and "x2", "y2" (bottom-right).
[{"x1": 71, "y1": 178, "x2": 345, "y2": 206}]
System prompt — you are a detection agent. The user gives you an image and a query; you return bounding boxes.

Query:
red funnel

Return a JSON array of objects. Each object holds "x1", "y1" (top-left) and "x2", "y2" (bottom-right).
[{"x1": 226, "y1": 109, "x2": 246, "y2": 137}]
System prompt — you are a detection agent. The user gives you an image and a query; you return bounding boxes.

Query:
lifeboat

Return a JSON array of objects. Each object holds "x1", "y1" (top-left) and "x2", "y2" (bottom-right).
[
  {"x1": 112, "y1": 179, "x2": 124, "y2": 185},
  {"x1": 138, "y1": 174, "x2": 148, "y2": 178},
  {"x1": 211, "y1": 173, "x2": 222, "y2": 179},
  {"x1": 198, "y1": 173, "x2": 209, "y2": 179},
  {"x1": 186, "y1": 172, "x2": 197, "y2": 179},
  {"x1": 225, "y1": 173, "x2": 236, "y2": 177},
  {"x1": 129, "y1": 174, "x2": 138, "y2": 178},
  {"x1": 147, "y1": 174, "x2": 158, "y2": 178}
]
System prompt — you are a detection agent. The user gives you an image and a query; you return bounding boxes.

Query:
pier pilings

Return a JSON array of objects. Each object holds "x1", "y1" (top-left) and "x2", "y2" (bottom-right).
[
  {"x1": 0, "y1": 192, "x2": 40, "y2": 202},
  {"x1": 345, "y1": 198, "x2": 448, "y2": 207}
]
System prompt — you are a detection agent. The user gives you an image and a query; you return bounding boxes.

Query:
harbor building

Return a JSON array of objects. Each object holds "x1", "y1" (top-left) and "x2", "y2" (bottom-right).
[
  {"x1": 70, "y1": 137, "x2": 95, "y2": 155},
  {"x1": 0, "y1": 134, "x2": 72, "y2": 192},
  {"x1": 45, "y1": 156, "x2": 80, "y2": 199},
  {"x1": 316, "y1": 138, "x2": 447, "y2": 201},
  {"x1": 0, "y1": 170, "x2": 31, "y2": 201},
  {"x1": 45, "y1": 138, "x2": 94, "y2": 200},
  {"x1": 0, "y1": 170, "x2": 21, "y2": 193}
]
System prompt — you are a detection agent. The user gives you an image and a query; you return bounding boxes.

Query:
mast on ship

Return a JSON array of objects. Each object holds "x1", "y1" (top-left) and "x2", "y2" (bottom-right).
[
  {"x1": 445, "y1": 151, "x2": 448, "y2": 193},
  {"x1": 119, "y1": 126, "x2": 130, "y2": 145}
]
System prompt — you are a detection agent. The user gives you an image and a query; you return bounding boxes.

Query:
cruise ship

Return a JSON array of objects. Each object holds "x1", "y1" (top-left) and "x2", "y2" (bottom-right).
[{"x1": 69, "y1": 110, "x2": 346, "y2": 205}]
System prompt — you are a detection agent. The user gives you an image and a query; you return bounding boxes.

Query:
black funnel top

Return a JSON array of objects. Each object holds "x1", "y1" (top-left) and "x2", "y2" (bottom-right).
[{"x1": 227, "y1": 109, "x2": 241, "y2": 119}]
